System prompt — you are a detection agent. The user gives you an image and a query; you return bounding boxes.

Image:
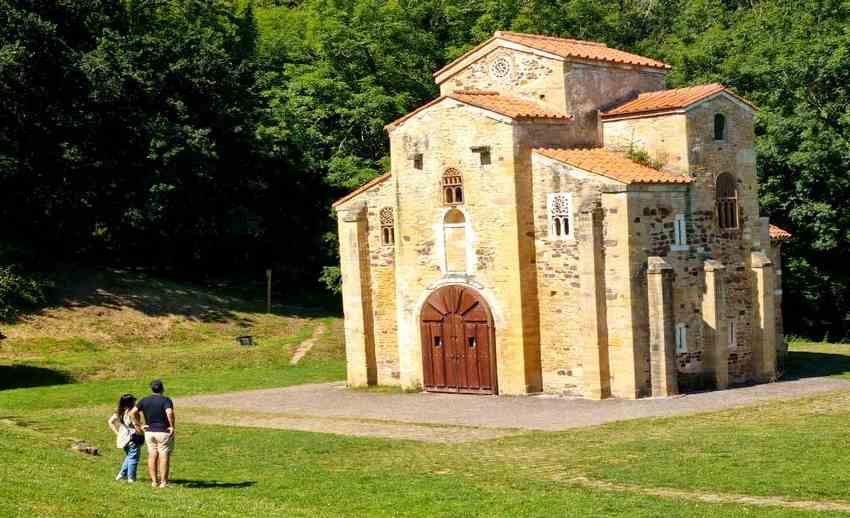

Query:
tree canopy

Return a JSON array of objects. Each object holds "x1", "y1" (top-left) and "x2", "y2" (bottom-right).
[{"x1": 2, "y1": 0, "x2": 850, "y2": 339}]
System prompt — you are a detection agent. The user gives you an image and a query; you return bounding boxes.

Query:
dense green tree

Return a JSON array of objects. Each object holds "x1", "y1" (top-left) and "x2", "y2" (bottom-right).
[{"x1": 3, "y1": 0, "x2": 850, "y2": 338}]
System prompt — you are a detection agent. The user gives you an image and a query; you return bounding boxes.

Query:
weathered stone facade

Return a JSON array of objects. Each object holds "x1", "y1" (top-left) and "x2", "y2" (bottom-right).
[{"x1": 334, "y1": 32, "x2": 788, "y2": 399}]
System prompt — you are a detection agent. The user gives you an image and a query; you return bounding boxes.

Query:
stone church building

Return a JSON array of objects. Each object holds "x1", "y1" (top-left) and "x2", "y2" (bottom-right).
[{"x1": 333, "y1": 31, "x2": 791, "y2": 399}]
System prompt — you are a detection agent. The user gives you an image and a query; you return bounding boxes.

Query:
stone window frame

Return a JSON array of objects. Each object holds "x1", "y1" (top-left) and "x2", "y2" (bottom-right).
[
  {"x1": 728, "y1": 320, "x2": 737, "y2": 350},
  {"x1": 672, "y1": 213, "x2": 688, "y2": 251},
  {"x1": 547, "y1": 192, "x2": 574, "y2": 240},
  {"x1": 380, "y1": 207, "x2": 394, "y2": 246},
  {"x1": 675, "y1": 323, "x2": 688, "y2": 353},
  {"x1": 442, "y1": 168, "x2": 464, "y2": 205},
  {"x1": 714, "y1": 113, "x2": 727, "y2": 141},
  {"x1": 716, "y1": 173, "x2": 739, "y2": 230}
]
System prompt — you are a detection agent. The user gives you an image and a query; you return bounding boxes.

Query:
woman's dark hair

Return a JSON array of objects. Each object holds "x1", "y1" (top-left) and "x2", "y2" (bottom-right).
[{"x1": 116, "y1": 393, "x2": 136, "y2": 419}]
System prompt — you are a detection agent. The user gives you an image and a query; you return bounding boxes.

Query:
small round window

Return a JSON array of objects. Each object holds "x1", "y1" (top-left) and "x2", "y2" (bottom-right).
[{"x1": 490, "y1": 58, "x2": 511, "y2": 80}]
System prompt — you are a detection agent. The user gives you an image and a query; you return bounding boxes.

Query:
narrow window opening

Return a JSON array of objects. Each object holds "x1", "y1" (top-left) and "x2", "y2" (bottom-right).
[
  {"x1": 728, "y1": 320, "x2": 737, "y2": 350},
  {"x1": 675, "y1": 323, "x2": 688, "y2": 354},
  {"x1": 471, "y1": 146, "x2": 492, "y2": 166},
  {"x1": 547, "y1": 193, "x2": 572, "y2": 239},
  {"x1": 714, "y1": 113, "x2": 726, "y2": 141},
  {"x1": 413, "y1": 153, "x2": 423, "y2": 170},
  {"x1": 433, "y1": 336, "x2": 442, "y2": 347},
  {"x1": 673, "y1": 214, "x2": 688, "y2": 250},
  {"x1": 468, "y1": 336, "x2": 476, "y2": 348},
  {"x1": 716, "y1": 173, "x2": 739, "y2": 230},
  {"x1": 379, "y1": 207, "x2": 394, "y2": 246},
  {"x1": 442, "y1": 168, "x2": 463, "y2": 205}
]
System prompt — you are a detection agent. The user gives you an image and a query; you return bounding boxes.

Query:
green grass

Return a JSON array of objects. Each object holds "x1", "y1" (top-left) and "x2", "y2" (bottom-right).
[{"x1": 3, "y1": 272, "x2": 850, "y2": 515}]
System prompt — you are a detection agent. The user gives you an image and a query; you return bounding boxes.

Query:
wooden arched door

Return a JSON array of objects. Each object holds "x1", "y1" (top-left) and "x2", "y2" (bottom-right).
[{"x1": 420, "y1": 285, "x2": 495, "y2": 394}]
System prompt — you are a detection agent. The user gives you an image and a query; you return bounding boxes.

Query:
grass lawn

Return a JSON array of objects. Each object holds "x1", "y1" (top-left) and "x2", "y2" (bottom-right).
[{"x1": 2, "y1": 273, "x2": 850, "y2": 516}]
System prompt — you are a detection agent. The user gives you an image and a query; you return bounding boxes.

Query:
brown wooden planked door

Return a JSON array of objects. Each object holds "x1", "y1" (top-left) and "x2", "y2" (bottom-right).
[{"x1": 420, "y1": 285, "x2": 495, "y2": 394}]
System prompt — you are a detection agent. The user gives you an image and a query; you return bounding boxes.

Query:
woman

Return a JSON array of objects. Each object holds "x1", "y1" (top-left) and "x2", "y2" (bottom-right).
[{"x1": 107, "y1": 393, "x2": 143, "y2": 483}]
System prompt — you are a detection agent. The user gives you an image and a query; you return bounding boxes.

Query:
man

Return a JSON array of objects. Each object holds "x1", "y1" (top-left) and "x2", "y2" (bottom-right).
[{"x1": 129, "y1": 379, "x2": 175, "y2": 488}]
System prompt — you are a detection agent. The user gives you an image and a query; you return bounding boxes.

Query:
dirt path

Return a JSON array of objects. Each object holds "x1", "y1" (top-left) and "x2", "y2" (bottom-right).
[
  {"x1": 184, "y1": 410, "x2": 516, "y2": 443},
  {"x1": 289, "y1": 323, "x2": 326, "y2": 365},
  {"x1": 559, "y1": 475, "x2": 850, "y2": 513},
  {"x1": 179, "y1": 377, "x2": 850, "y2": 433}
]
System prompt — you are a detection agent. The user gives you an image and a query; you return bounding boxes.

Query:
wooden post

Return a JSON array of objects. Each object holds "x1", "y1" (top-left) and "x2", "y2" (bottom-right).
[{"x1": 266, "y1": 268, "x2": 272, "y2": 314}]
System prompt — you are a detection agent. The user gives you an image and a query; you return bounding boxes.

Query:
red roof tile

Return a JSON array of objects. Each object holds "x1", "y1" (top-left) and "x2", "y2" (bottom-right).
[
  {"x1": 602, "y1": 83, "x2": 757, "y2": 118},
  {"x1": 434, "y1": 31, "x2": 670, "y2": 80},
  {"x1": 385, "y1": 91, "x2": 570, "y2": 130},
  {"x1": 769, "y1": 224, "x2": 792, "y2": 241},
  {"x1": 534, "y1": 147, "x2": 692, "y2": 184},
  {"x1": 496, "y1": 32, "x2": 671, "y2": 70},
  {"x1": 448, "y1": 91, "x2": 569, "y2": 121},
  {"x1": 332, "y1": 172, "x2": 391, "y2": 208}
]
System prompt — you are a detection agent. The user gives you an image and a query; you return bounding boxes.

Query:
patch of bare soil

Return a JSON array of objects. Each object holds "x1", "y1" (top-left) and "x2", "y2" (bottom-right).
[
  {"x1": 558, "y1": 475, "x2": 850, "y2": 513},
  {"x1": 289, "y1": 323, "x2": 326, "y2": 365}
]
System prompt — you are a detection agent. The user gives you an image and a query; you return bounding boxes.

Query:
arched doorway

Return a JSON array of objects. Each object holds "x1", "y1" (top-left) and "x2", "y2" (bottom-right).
[{"x1": 420, "y1": 285, "x2": 496, "y2": 394}]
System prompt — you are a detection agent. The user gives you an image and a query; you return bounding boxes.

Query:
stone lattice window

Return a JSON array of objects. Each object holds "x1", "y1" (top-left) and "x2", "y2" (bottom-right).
[
  {"x1": 490, "y1": 57, "x2": 512, "y2": 80},
  {"x1": 547, "y1": 192, "x2": 572, "y2": 239},
  {"x1": 380, "y1": 207, "x2": 394, "y2": 246},
  {"x1": 442, "y1": 168, "x2": 463, "y2": 205},
  {"x1": 714, "y1": 113, "x2": 726, "y2": 141},
  {"x1": 716, "y1": 173, "x2": 739, "y2": 229}
]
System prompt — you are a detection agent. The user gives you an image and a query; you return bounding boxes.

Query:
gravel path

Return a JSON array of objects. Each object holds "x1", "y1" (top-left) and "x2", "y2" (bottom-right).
[{"x1": 178, "y1": 376, "x2": 850, "y2": 441}]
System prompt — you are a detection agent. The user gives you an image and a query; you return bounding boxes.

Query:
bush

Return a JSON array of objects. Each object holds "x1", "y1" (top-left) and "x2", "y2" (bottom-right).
[{"x1": 0, "y1": 266, "x2": 51, "y2": 321}]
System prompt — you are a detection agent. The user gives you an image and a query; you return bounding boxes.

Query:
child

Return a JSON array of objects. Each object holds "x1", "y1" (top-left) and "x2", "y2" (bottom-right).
[{"x1": 107, "y1": 393, "x2": 142, "y2": 483}]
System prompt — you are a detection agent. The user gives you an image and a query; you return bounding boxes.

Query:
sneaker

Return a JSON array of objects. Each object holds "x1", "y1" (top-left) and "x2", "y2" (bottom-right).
[
  {"x1": 151, "y1": 481, "x2": 158, "y2": 488},
  {"x1": 116, "y1": 474, "x2": 126, "y2": 481},
  {"x1": 127, "y1": 479, "x2": 136, "y2": 483},
  {"x1": 158, "y1": 481, "x2": 168, "y2": 488}
]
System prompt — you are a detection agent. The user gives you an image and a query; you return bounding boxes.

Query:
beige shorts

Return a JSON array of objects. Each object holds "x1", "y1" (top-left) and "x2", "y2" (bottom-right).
[{"x1": 144, "y1": 431, "x2": 174, "y2": 454}]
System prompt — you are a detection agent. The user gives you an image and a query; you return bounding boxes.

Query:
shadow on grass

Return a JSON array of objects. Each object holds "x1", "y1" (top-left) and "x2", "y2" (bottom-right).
[
  {"x1": 782, "y1": 351, "x2": 850, "y2": 380},
  {"x1": 170, "y1": 479, "x2": 256, "y2": 489},
  {"x1": 0, "y1": 365, "x2": 73, "y2": 390},
  {"x1": 9, "y1": 269, "x2": 340, "y2": 325}
]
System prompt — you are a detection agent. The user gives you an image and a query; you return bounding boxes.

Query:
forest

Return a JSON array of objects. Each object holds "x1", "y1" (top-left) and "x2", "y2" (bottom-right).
[{"x1": 1, "y1": 0, "x2": 849, "y2": 340}]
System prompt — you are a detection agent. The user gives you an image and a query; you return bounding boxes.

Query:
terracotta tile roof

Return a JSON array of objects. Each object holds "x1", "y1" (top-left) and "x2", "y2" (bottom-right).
[
  {"x1": 534, "y1": 147, "x2": 692, "y2": 185},
  {"x1": 448, "y1": 91, "x2": 570, "y2": 121},
  {"x1": 602, "y1": 83, "x2": 757, "y2": 118},
  {"x1": 496, "y1": 31, "x2": 671, "y2": 70},
  {"x1": 433, "y1": 31, "x2": 670, "y2": 80},
  {"x1": 385, "y1": 91, "x2": 570, "y2": 130},
  {"x1": 332, "y1": 172, "x2": 391, "y2": 208},
  {"x1": 769, "y1": 224, "x2": 792, "y2": 241}
]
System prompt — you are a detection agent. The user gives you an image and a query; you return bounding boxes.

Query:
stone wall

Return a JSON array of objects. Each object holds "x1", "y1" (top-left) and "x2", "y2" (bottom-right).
[
  {"x1": 563, "y1": 63, "x2": 666, "y2": 140},
  {"x1": 439, "y1": 48, "x2": 567, "y2": 112},
  {"x1": 389, "y1": 101, "x2": 533, "y2": 394},
  {"x1": 362, "y1": 180, "x2": 400, "y2": 384},
  {"x1": 602, "y1": 114, "x2": 690, "y2": 173},
  {"x1": 530, "y1": 155, "x2": 609, "y2": 394},
  {"x1": 685, "y1": 95, "x2": 760, "y2": 384}
]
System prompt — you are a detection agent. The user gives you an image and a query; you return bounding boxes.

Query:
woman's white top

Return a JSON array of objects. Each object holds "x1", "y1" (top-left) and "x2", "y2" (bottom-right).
[{"x1": 115, "y1": 413, "x2": 134, "y2": 449}]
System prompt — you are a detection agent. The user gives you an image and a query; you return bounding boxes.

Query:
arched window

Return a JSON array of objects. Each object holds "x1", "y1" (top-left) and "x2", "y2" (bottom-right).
[
  {"x1": 714, "y1": 113, "x2": 726, "y2": 141},
  {"x1": 443, "y1": 208, "x2": 467, "y2": 274},
  {"x1": 716, "y1": 173, "x2": 738, "y2": 229},
  {"x1": 380, "y1": 207, "x2": 394, "y2": 246},
  {"x1": 442, "y1": 168, "x2": 463, "y2": 205}
]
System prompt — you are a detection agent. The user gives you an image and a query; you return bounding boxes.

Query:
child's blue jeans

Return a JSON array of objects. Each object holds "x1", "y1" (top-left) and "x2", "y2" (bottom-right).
[{"x1": 118, "y1": 442, "x2": 140, "y2": 480}]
